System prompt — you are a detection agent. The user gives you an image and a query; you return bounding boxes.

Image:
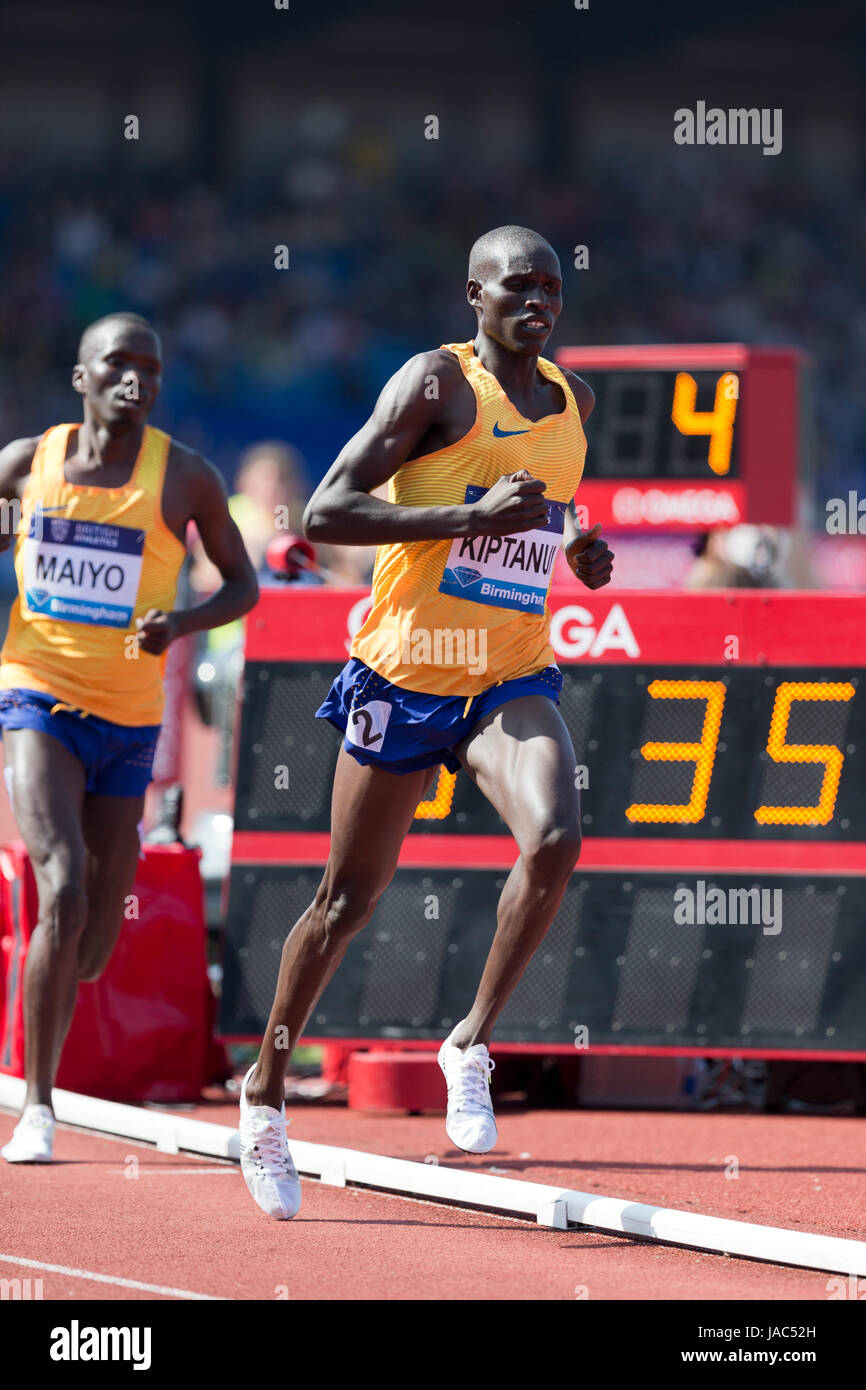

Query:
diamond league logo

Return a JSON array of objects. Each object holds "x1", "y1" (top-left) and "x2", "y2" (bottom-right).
[{"x1": 450, "y1": 566, "x2": 481, "y2": 588}]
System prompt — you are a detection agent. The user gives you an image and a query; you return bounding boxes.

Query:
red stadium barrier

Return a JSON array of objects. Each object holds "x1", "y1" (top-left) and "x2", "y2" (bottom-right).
[{"x1": 0, "y1": 841, "x2": 227, "y2": 1102}]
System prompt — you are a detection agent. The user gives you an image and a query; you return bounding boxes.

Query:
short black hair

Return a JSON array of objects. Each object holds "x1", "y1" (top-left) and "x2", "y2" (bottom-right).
[
  {"x1": 77, "y1": 312, "x2": 160, "y2": 362},
  {"x1": 468, "y1": 225, "x2": 557, "y2": 282}
]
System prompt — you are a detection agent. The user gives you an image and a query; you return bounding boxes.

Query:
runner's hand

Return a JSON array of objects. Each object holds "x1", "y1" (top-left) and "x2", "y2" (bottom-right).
[
  {"x1": 565, "y1": 523, "x2": 614, "y2": 589},
  {"x1": 471, "y1": 470, "x2": 549, "y2": 535},
  {"x1": 135, "y1": 609, "x2": 179, "y2": 655}
]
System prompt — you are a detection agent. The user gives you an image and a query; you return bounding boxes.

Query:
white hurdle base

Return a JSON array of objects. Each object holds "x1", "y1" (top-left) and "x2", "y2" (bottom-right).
[{"x1": 2, "y1": 1073, "x2": 865, "y2": 1277}]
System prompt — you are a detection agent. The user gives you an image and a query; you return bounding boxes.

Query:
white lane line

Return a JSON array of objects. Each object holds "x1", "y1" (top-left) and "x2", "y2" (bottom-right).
[
  {"x1": 3, "y1": 1074, "x2": 865, "y2": 1277},
  {"x1": 118, "y1": 1167, "x2": 238, "y2": 1175},
  {"x1": 0, "y1": 1252, "x2": 226, "y2": 1300}
]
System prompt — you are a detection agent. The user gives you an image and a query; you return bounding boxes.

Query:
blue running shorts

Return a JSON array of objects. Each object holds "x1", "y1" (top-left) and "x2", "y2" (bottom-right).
[
  {"x1": 0, "y1": 688, "x2": 161, "y2": 797},
  {"x1": 316, "y1": 658, "x2": 563, "y2": 775}
]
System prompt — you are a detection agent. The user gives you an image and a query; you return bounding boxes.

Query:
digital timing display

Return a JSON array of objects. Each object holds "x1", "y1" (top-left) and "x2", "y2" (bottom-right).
[
  {"x1": 588, "y1": 369, "x2": 740, "y2": 480},
  {"x1": 416, "y1": 669, "x2": 861, "y2": 837},
  {"x1": 234, "y1": 664, "x2": 864, "y2": 843},
  {"x1": 554, "y1": 344, "x2": 805, "y2": 528},
  {"x1": 224, "y1": 590, "x2": 864, "y2": 1053}
]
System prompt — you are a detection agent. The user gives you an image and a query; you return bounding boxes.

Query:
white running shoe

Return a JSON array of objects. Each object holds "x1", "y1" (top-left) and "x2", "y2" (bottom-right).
[
  {"x1": 238, "y1": 1066, "x2": 301, "y2": 1220},
  {"x1": 1, "y1": 1104, "x2": 55, "y2": 1163},
  {"x1": 438, "y1": 1040, "x2": 498, "y2": 1154}
]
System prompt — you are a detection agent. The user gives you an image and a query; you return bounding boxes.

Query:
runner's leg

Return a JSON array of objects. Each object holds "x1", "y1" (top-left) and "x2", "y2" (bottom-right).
[
  {"x1": 448, "y1": 694, "x2": 582, "y2": 1050},
  {"x1": 36, "y1": 794, "x2": 144, "y2": 1086},
  {"x1": 245, "y1": 747, "x2": 435, "y2": 1108},
  {"x1": 77, "y1": 793, "x2": 144, "y2": 982},
  {"x1": 4, "y1": 729, "x2": 87, "y2": 1109}
]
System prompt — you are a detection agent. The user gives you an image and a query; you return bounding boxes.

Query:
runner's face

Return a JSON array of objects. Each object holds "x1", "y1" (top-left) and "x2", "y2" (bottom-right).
[
  {"x1": 470, "y1": 250, "x2": 563, "y2": 356},
  {"x1": 75, "y1": 327, "x2": 162, "y2": 426}
]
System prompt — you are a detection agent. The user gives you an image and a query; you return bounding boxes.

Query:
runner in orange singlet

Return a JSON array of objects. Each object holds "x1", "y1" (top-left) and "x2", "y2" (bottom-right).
[
  {"x1": 238, "y1": 227, "x2": 614, "y2": 1220},
  {"x1": 0, "y1": 313, "x2": 258, "y2": 1162}
]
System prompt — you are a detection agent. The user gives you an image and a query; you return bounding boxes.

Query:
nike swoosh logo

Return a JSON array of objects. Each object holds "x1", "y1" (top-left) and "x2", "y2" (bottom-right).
[{"x1": 492, "y1": 422, "x2": 531, "y2": 438}]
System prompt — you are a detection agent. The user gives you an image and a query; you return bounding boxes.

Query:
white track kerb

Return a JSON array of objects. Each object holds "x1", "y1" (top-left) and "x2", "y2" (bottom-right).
[{"x1": 2, "y1": 1074, "x2": 865, "y2": 1277}]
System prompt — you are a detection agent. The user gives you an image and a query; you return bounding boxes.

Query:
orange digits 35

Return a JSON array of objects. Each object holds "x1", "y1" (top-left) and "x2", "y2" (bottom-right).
[
  {"x1": 626, "y1": 680, "x2": 726, "y2": 824},
  {"x1": 755, "y1": 681, "x2": 855, "y2": 826},
  {"x1": 671, "y1": 371, "x2": 738, "y2": 476}
]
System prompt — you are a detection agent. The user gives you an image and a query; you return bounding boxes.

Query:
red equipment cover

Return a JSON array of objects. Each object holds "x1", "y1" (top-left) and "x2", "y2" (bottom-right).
[{"x1": 0, "y1": 841, "x2": 222, "y2": 1102}]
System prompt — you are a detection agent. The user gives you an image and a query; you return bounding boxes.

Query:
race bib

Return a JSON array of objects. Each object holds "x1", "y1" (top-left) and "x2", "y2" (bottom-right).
[
  {"x1": 439, "y1": 485, "x2": 566, "y2": 614},
  {"x1": 346, "y1": 700, "x2": 392, "y2": 751},
  {"x1": 22, "y1": 514, "x2": 146, "y2": 629}
]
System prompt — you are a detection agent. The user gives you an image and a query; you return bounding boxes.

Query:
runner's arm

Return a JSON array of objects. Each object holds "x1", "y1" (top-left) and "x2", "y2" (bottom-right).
[
  {"x1": 303, "y1": 351, "x2": 478, "y2": 545},
  {"x1": 171, "y1": 455, "x2": 259, "y2": 637},
  {"x1": 137, "y1": 454, "x2": 258, "y2": 653},
  {"x1": 559, "y1": 371, "x2": 613, "y2": 586}
]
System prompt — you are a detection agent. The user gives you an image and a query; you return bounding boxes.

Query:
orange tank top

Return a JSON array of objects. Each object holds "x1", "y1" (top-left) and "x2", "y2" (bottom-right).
[
  {"x1": 351, "y1": 341, "x2": 586, "y2": 696},
  {"x1": 0, "y1": 423, "x2": 186, "y2": 726}
]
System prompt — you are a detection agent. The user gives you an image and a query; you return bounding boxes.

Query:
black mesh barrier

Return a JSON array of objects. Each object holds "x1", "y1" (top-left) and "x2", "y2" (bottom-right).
[
  {"x1": 220, "y1": 867, "x2": 866, "y2": 1051},
  {"x1": 234, "y1": 667, "x2": 338, "y2": 829},
  {"x1": 739, "y1": 887, "x2": 840, "y2": 1036},
  {"x1": 611, "y1": 883, "x2": 707, "y2": 1032}
]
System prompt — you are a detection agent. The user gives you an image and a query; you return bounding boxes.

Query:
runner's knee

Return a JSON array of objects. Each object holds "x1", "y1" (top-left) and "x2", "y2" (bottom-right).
[
  {"x1": 316, "y1": 878, "x2": 382, "y2": 944},
  {"x1": 37, "y1": 880, "x2": 88, "y2": 947},
  {"x1": 523, "y1": 817, "x2": 582, "y2": 879},
  {"x1": 76, "y1": 884, "x2": 132, "y2": 981},
  {"x1": 77, "y1": 948, "x2": 109, "y2": 983}
]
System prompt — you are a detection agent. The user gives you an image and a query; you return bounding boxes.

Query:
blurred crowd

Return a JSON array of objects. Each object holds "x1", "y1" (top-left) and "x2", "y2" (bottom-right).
[
  {"x1": 0, "y1": 97, "x2": 860, "y2": 814},
  {"x1": 0, "y1": 128, "x2": 863, "y2": 500},
  {"x1": 0, "y1": 121, "x2": 863, "y2": 615}
]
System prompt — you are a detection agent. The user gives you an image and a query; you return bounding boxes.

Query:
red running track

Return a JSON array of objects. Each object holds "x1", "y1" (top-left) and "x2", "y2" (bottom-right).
[{"x1": 1, "y1": 1095, "x2": 862, "y2": 1301}]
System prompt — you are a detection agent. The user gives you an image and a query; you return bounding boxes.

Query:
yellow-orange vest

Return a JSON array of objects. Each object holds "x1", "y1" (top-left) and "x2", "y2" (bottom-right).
[
  {"x1": 0, "y1": 423, "x2": 186, "y2": 725},
  {"x1": 351, "y1": 340, "x2": 586, "y2": 696}
]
